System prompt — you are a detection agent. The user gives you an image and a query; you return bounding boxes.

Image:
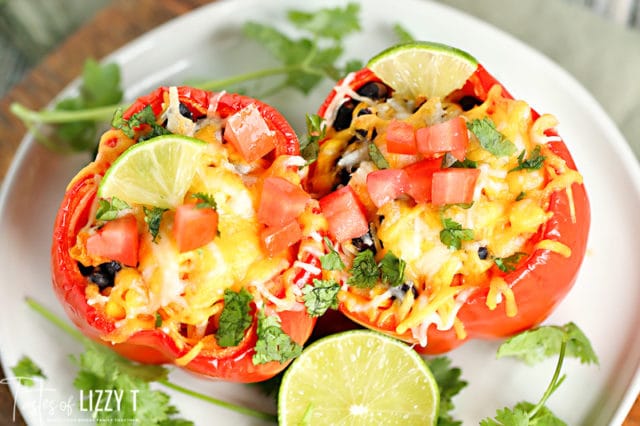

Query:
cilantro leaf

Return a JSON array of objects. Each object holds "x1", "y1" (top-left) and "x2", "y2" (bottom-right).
[
  {"x1": 467, "y1": 118, "x2": 516, "y2": 157},
  {"x1": 494, "y1": 252, "x2": 528, "y2": 273},
  {"x1": 480, "y1": 407, "x2": 530, "y2": 426},
  {"x1": 510, "y1": 146, "x2": 546, "y2": 172},
  {"x1": 439, "y1": 218, "x2": 474, "y2": 250},
  {"x1": 379, "y1": 251, "x2": 406, "y2": 287},
  {"x1": 144, "y1": 206, "x2": 167, "y2": 243},
  {"x1": 287, "y1": 3, "x2": 361, "y2": 40},
  {"x1": 191, "y1": 192, "x2": 217, "y2": 210},
  {"x1": 216, "y1": 288, "x2": 253, "y2": 347},
  {"x1": 302, "y1": 279, "x2": 340, "y2": 317},
  {"x1": 320, "y1": 237, "x2": 345, "y2": 271},
  {"x1": 393, "y1": 23, "x2": 415, "y2": 43},
  {"x1": 426, "y1": 357, "x2": 467, "y2": 426},
  {"x1": 368, "y1": 142, "x2": 390, "y2": 169},
  {"x1": 96, "y1": 197, "x2": 131, "y2": 221},
  {"x1": 347, "y1": 249, "x2": 379, "y2": 288},
  {"x1": 80, "y1": 59, "x2": 123, "y2": 108},
  {"x1": 253, "y1": 311, "x2": 302, "y2": 364},
  {"x1": 112, "y1": 105, "x2": 171, "y2": 140},
  {"x1": 11, "y1": 356, "x2": 46, "y2": 387},
  {"x1": 300, "y1": 114, "x2": 326, "y2": 164}
]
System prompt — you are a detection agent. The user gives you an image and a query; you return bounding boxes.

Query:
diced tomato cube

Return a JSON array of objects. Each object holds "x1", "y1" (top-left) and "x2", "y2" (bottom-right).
[
  {"x1": 416, "y1": 117, "x2": 469, "y2": 161},
  {"x1": 319, "y1": 185, "x2": 369, "y2": 242},
  {"x1": 403, "y1": 158, "x2": 443, "y2": 204},
  {"x1": 385, "y1": 119, "x2": 417, "y2": 155},
  {"x1": 261, "y1": 220, "x2": 303, "y2": 257},
  {"x1": 366, "y1": 169, "x2": 410, "y2": 208},
  {"x1": 223, "y1": 104, "x2": 277, "y2": 162},
  {"x1": 431, "y1": 168, "x2": 480, "y2": 206},
  {"x1": 258, "y1": 177, "x2": 311, "y2": 227},
  {"x1": 174, "y1": 204, "x2": 219, "y2": 252},
  {"x1": 86, "y1": 215, "x2": 139, "y2": 266}
]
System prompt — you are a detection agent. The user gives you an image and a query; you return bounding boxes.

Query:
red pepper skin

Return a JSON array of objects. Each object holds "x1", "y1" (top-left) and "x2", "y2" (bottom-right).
[
  {"x1": 51, "y1": 87, "x2": 315, "y2": 382},
  {"x1": 316, "y1": 66, "x2": 590, "y2": 354}
]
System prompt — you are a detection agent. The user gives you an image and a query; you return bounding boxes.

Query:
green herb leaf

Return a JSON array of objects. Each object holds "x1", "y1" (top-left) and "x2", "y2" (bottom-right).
[
  {"x1": 510, "y1": 146, "x2": 546, "y2": 172},
  {"x1": 300, "y1": 114, "x2": 326, "y2": 164},
  {"x1": 253, "y1": 311, "x2": 302, "y2": 364},
  {"x1": 379, "y1": 251, "x2": 406, "y2": 287},
  {"x1": 467, "y1": 118, "x2": 516, "y2": 157},
  {"x1": 439, "y1": 218, "x2": 474, "y2": 250},
  {"x1": 320, "y1": 237, "x2": 345, "y2": 271},
  {"x1": 11, "y1": 356, "x2": 46, "y2": 387},
  {"x1": 480, "y1": 407, "x2": 530, "y2": 426},
  {"x1": 190, "y1": 192, "x2": 217, "y2": 210},
  {"x1": 302, "y1": 279, "x2": 340, "y2": 317},
  {"x1": 144, "y1": 206, "x2": 167, "y2": 243},
  {"x1": 368, "y1": 142, "x2": 390, "y2": 169},
  {"x1": 347, "y1": 249, "x2": 380, "y2": 288},
  {"x1": 494, "y1": 252, "x2": 528, "y2": 273},
  {"x1": 426, "y1": 357, "x2": 467, "y2": 426},
  {"x1": 112, "y1": 105, "x2": 171, "y2": 140},
  {"x1": 96, "y1": 197, "x2": 131, "y2": 221},
  {"x1": 216, "y1": 288, "x2": 253, "y2": 347},
  {"x1": 393, "y1": 23, "x2": 415, "y2": 43},
  {"x1": 516, "y1": 191, "x2": 526, "y2": 201},
  {"x1": 287, "y1": 3, "x2": 361, "y2": 40}
]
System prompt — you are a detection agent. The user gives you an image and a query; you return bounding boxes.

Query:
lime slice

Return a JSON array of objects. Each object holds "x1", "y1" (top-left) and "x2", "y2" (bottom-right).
[
  {"x1": 278, "y1": 330, "x2": 439, "y2": 425},
  {"x1": 367, "y1": 41, "x2": 478, "y2": 99},
  {"x1": 98, "y1": 134, "x2": 207, "y2": 209}
]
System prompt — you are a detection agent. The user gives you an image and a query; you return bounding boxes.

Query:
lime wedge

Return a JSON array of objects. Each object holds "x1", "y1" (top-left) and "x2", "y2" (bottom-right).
[
  {"x1": 278, "y1": 330, "x2": 439, "y2": 425},
  {"x1": 98, "y1": 135, "x2": 207, "y2": 209},
  {"x1": 367, "y1": 41, "x2": 478, "y2": 99}
]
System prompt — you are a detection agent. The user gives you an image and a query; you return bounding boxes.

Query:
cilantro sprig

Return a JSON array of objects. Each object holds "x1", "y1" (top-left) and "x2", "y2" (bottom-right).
[
  {"x1": 439, "y1": 218, "x2": 474, "y2": 250},
  {"x1": 95, "y1": 197, "x2": 130, "y2": 221},
  {"x1": 510, "y1": 146, "x2": 546, "y2": 172},
  {"x1": 216, "y1": 288, "x2": 253, "y2": 347},
  {"x1": 320, "y1": 237, "x2": 345, "y2": 271},
  {"x1": 253, "y1": 311, "x2": 303, "y2": 364},
  {"x1": 467, "y1": 118, "x2": 516, "y2": 157},
  {"x1": 347, "y1": 249, "x2": 406, "y2": 289},
  {"x1": 426, "y1": 357, "x2": 467, "y2": 426},
  {"x1": 302, "y1": 278, "x2": 340, "y2": 317},
  {"x1": 11, "y1": 356, "x2": 47, "y2": 387},
  {"x1": 481, "y1": 322, "x2": 598, "y2": 426}
]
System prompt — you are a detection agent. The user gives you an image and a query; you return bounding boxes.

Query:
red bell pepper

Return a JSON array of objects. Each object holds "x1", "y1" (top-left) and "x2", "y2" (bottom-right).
[
  {"x1": 312, "y1": 60, "x2": 590, "y2": 354},
  {"x1": 51, "y1": 86, "x2": 326, "y2": 382}
]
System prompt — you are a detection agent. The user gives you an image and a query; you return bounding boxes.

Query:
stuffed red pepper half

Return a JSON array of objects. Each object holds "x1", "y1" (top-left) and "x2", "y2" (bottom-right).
[
  {"x1": 52, "y1": 86, "x2": 329, "y2": 382},
  {"x1": 307, "y1": 42, "x2": 590, "y2": 354}
]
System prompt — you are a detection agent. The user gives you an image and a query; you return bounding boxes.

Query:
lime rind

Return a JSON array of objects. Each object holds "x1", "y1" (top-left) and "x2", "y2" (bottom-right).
[
  {"x1": 367, "y1": 41, "x2": 479, "y2": 100},
  {"x1": 98, "y1": 134, "x2": 208, "y2": 209},
  {"x1": 278, "y1": 330, "x2": 439, "y2": 426}
]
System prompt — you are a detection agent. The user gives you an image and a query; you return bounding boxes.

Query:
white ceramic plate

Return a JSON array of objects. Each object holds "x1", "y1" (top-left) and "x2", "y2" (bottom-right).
[{"x1": 1, "y1": 0, "x2": 640, "y2": 424}]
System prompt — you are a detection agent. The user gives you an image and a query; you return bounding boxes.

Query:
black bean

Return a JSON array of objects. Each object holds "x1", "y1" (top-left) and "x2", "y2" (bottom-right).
[
  {"x1": 478, "y1": 246, "x2": 489, "y2": 260},
  {"x1": 100, "y1": 261, "x2": 122, "y2": 276},
  {"x1": 90, "y1": 271, "x2": 114, "y2": 290},
  {"x1": 179, "y1": 102, "x2": 193, "y2": 120},
  {"x1": 357, "y1": 107, "x2": 372, "y2": 116},
  {"x1": 401, "y1": 282, "x2": 419, "y2": 299},
  {"x1": 334, "y1": 100, "x2": 356, "y2": 131},
  {"x1": 352, "y1": 230, "x2": 376, "y2": 253},
  {"x1": 459, "y1": 95, "x2": 482, "y2": 111},
  {"x1": 336, "y1": 168, "x2": 352, "y2": 187},
  {"x1": 77, "y1": 262, "x2": 94, "y2": 277},
  {"x1": 357, "y1": 82, "x2": 390, "y2": 100}
]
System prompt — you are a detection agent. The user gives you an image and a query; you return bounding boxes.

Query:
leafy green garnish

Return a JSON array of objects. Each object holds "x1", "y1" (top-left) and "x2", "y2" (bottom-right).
[
  {"x1": 95, "y1": 197, "x2": 130, "y2": 221},
  {"x1": 426, "y1": 357, "x2": 467, "y2": 426},
  {"x1": 302, "y1": 279, "x2": 340, "y2": 317},
  {"x1": 320, "y1": 237, "x2": 345, "y2": 271},
  {"x1": 439, "y1": 218, "x2": 474, "y2": 250},
  {"x1": 481, "y1": 322, "x2": 598, "y2": 426},
  {"x1": 379, "y1": 251, "x2": 406, "y2": 287},
  {"x1": 467, "y1": 118, "x2": 516, "y2": 157},
  {"x1": 11, "y1": 356, "x2": 46, "y2": 387},
  {"x1": 393, "y1": 23, "x2": 415, "y2": 43},
  {"x1": 510, "y1": 146, "x2": 546, "y2": 172},
  {"x1": 494, "y1": 252, "x2": 528, "y2": 273},
  {"x1": 253, "y1": 311, "x2": 303, "y2": 365},
  {"x1": 216, "y1": 288, "x2": 253, "y2": 347},
  {"x1": 368, "y1": 142, "x2": 390, "y2": 169},
  {"x1": 112, "y1": 105, "x2": 171, "y2": 140},
  {"x1": 300, "y1": 114, "x2": 326, "y2": 164},
  {"x1": 143, "y1": 206, "x2": 167, "y2": 242},
  {"x1": 347, "y1": 249, "x2": 380, "y2": 288},
  {"x1": 191, "y1": 192, "x2": 217, "y2": 210}
]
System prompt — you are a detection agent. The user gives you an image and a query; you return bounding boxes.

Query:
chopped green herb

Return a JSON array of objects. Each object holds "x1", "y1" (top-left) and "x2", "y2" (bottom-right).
[
  {"x1": 320, "y1": 237, "x2": 345, "y2": 271},
  {"x1": 449, "y1": 157, "x2": 478, "y2": 169},
  {"x1": 368, "y1": 142, "x2": 390, "y2": 169},
  {"x1": 347, "y1": 249, "x2": 379, "y2": 288},
  {"x1": 154, "y1": 313, "x2": 163, "y2": 328},
  {"x1": 510, "y1": 145, "x2": 546, "y2": 172},
  {"x1": 112, "y1": 105, "x2": 171, "y2": 140},
  {"x1": 253, "y1": 311, "x2": 302, "y2": 364},
  {"x1": 379, "y1": 251, "x2": 406, "y2": 287},
  {"x1": 144, "y1": 206, "x2": 167, "y2": 242},
  {"x1": 190, "y1": 192, "x2": 217, "y2": 210},
  {"x1": 95, "y1": 197, "x2": 131, "y2": 221},
  {"x1": 426, "y1": 357, "x2": 467, "y2": 426},
  {"x1": 516, "y1": 191, "x2": 526, "y2": 201},
  {"x1": 216, "y1": 288, "x2": 253, "y2": 347},
  {"x1": 467, "y1": 118, "x2": 516, "y2": 157},
  {"x1": 439, "y1": 218, "x2": 474, "y2": 250},
  {"x1": 302, "y1": 279, "x2": 340, "y2": 317},
  {"x1": 300, "y1": 114, "x2": 326, "y2": 164},
  {"x1": 11, "y1": 356, "x2": 46, "y2": 387},
  {"x1": 494, "y1": 252, "x2": 528, "y2": 273}
]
